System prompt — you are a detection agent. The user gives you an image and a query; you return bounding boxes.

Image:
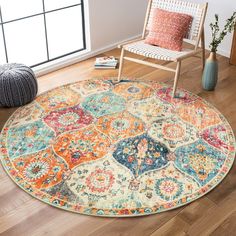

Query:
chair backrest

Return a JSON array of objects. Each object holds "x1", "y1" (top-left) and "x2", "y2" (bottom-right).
[{"x1": 143, "y1": 0, "x2": 208, "y2": 46}]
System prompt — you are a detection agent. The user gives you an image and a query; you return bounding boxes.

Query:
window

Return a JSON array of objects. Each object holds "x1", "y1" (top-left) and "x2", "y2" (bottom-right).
[{"x1": 0, "y1": 0, "x2": 86, "y2": 67}]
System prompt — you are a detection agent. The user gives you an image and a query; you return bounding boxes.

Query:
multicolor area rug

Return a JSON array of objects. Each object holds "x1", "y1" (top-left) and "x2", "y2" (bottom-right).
[{"x1": 0, "y1": 79, "x2": 235, "y2": 217}]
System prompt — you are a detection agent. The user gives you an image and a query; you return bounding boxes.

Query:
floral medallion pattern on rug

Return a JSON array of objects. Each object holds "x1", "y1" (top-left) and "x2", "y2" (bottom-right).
[
  {"x1": 113, "y1": 81, "x2": 154, "y2": 101},
  {"x1": 7, "y1": 120, "x2": 55, "y2": 159},
  {"x1": 201, "y1": 124, "x2": 235, "y2": 153},
  {"x1": 174, "y1": 139, "x2": 227, "y2": 186},
  {"x1": 95, "y1": 111, "x2": 144, "y2": 142},
  {"x1": 43, "y1": 105, "x2": 93, "y2": 135},
  {"x1": 70, "y1": 79, "x2": 111, "y2": 96},
  {"x1": 13, "y1": 148, "x2": 68, "y2": 189},
  {"x1": 36, "y1": 86, "x2": 80, "y2": 112},
  {"x1": 53, "y1": 127, "x2": 111, "y2": 169},
  {"x1": 156, "y1": 86, "x2": 197, "y2": 105},
  {"x1": 81, "y1": 91, "x2": 126, "y2": 118},
  {"x1": 127, "y1": 96, "x2": 172, "y2": 124},
  {"x1": 7, "y1": 102, "x2": 44, "y2": 127},
  {"x1": 148, "y1": 116, "x2": 198, "y2": 151},
  {"x1": 0, "y1": 79, "x2": 235, "y2": 217},
  {"x1": 112, "y1": 133, "x2": 169, "y2": 177},
  {"x1": 176, "y1": 100, "x2": 222, "y2": 130}
]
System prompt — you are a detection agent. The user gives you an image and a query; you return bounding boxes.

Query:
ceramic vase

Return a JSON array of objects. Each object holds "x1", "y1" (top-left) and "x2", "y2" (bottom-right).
[{"x1": 202, "y1": 52, "x2": 218, "y2": 91}]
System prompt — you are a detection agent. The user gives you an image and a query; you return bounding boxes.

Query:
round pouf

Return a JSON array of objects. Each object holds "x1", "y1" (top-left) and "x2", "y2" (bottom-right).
[{"x1": 0, "y1": 63, "x2": 38, "y2": 107}]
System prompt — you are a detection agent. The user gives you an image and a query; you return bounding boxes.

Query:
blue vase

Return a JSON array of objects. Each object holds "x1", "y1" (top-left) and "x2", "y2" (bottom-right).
[{"x1": 202, "y1": 52, "x2": 218, "y2": 91}]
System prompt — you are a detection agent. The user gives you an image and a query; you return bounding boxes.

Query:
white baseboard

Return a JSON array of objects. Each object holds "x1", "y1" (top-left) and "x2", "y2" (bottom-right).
[
  {"x1": 34, "y1": 34, "x2": 142, "y2": 77},
  {"x1": 216, "y1": 48, "x2": 230, "y2": 58}
]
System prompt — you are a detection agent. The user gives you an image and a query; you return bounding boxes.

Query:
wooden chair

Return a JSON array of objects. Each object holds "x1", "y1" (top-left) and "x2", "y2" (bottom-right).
[{"x1": 116, "y1": 0, "x2": 208, "y2": 97}]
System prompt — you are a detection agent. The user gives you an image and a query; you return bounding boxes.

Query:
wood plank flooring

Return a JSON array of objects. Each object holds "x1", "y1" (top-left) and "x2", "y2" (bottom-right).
[{"x1": 0, "y1": 48, "x2": 236, "y2": 236}]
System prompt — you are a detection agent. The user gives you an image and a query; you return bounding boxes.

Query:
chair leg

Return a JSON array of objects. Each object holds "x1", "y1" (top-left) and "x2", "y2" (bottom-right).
[
  {"x1": 202, "y1": 48, "x2": 205, "y2": 69},
  {"x1": 117, "y1": 48, "x2": 125, "y2": 82},
  {"x1": 172, "y1": 61, "x2": 181, "y2": 98},
  {"x1": 201, "y1": 29, "x2": 205, "y2": 69}
]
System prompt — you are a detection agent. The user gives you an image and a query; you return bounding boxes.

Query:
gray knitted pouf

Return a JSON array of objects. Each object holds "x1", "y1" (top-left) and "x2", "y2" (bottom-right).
[{"x1": 0, "y1": 63, "x2": 38, "y2": 107}]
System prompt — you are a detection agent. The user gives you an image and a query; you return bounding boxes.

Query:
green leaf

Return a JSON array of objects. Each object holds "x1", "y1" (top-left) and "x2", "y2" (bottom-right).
[{"x1": 209, "y1": 11, "x2": 236, "y2": 51}]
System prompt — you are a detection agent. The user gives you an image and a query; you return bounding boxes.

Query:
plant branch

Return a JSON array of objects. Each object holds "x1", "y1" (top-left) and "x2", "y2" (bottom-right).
[{"x1": 209, "y1": 12, "x2": 236, "y2": 52}]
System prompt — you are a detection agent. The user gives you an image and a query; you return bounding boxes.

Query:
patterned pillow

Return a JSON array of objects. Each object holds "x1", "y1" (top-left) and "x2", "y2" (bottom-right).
[{"x1": 145, "y1": 8, "x2": 193, "y2": 51}]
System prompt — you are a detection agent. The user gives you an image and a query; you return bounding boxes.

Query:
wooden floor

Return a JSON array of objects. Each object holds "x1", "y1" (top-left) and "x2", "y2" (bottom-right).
[{"x1": 0, "y1": 48, "x2": 236, "y2": 236}]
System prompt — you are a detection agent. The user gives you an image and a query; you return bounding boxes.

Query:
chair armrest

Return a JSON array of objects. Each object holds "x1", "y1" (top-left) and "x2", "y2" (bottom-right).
[{"x1": 118, "y1": 37, "x2": 143, "y2": 48}]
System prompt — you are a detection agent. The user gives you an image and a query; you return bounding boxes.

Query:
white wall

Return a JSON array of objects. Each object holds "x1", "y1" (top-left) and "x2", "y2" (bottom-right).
[
  {"x1": 36, "y1": 0, "x2": 235, "y2": 76},
  {"x1": 87, "y1": 0, "x2": 236, "y2": 57},
  {"x1": 87, "y1": 0, "x2": 148, "y2": 51},
  {"x1": 191, "y1": 0, "x2": 236, "y2": 57},
  {"x1": 35, "y1": 0, "x2": 148, "y2": 76}
]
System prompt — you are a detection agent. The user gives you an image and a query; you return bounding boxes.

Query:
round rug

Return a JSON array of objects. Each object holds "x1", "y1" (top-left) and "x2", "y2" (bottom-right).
[{"x1": 0, "y1": 79, "x2": 235, "y2": 217}]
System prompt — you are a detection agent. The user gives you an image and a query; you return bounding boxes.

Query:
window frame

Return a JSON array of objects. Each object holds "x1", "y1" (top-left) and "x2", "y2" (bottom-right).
[{"x1": 0, "y1": 0, "x2": 86, "y2": 67}]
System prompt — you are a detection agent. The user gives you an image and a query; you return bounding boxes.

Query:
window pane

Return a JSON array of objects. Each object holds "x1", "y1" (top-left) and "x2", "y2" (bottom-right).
[
  {"x1": 4, "y1": 16, "x2": 48, "y2": 66},
  {"x1": 1, "y1": 0, "x2": 43, "y2": 22},
  {"x1": 0, "y1": 27, "x2": 7, "y2": 64},
  {"x1": 46, "y1": 6, "x2": 84, "y2": 59},
  {"x1": 44, "y1": 0, "x2": 81, "y2": 11}
]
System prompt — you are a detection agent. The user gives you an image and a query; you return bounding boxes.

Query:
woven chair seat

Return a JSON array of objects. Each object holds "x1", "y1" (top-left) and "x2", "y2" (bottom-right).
[{"x1": 124, "y1": 40, "x2": 193, "y2": 61}]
